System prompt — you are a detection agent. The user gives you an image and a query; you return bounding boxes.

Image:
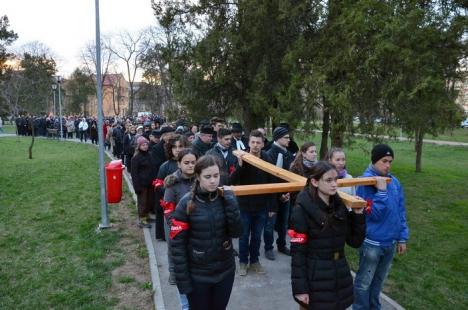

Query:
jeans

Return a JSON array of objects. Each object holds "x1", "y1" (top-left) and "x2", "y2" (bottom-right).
[
  {"x1": 264, "y1": 200, "x2": 290, "y2": 251},
  {"x1": 239, "y1": 209, "x2": 267, "y2": 264},
  {"x1": 187, "y1": 271, "x2": 235, "y2": 310},
  {"x1": 353, "y1": 242, "x2": 396, "y2": 310}
]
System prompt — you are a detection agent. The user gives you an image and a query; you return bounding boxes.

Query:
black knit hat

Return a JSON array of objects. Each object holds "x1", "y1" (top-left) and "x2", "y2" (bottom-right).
[
  {"x1": 272, "y1": 127, "x2": 289, "y2": 141},
  {"x1": 200, "y1": 125, "x2": 215, "y2": 135},
  {"x1": 371, "y1": 144, "x2": 394, "y2": 164},
  {"x1": 231, "y1": 122, "x2": 243, "y2": 133},
  {"x1": 159, "y1": 126, "x2": 175, "y2": 135}
]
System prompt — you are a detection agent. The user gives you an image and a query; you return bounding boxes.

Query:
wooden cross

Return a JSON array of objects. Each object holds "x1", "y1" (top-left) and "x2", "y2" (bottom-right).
[{"x1": 224, "y1": 150, "x2": 390, "y2": 209}]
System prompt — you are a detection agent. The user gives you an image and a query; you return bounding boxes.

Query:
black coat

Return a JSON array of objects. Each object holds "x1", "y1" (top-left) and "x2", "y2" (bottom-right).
[
  {"x1": 230, "y1": 151, "x2": 278, "y2": 212},
  {"x1": 123, "y1": 133, "x2": 136, "y2": 155},
  {"x1": 130, "y1": 151, "x2": 155, "y2": 193},
  {"x1": 290, "y1": 188, "x2": 366, "y2": 310},
  {"x1": 191, "y1": 137, "x2": 213, "y2": 157},
  {"x1": 170, "y1": 189, "x2": 242, "y2": 294},
  {"x1": 206, "y1": 144, "x2": 238, "y2": 185}
]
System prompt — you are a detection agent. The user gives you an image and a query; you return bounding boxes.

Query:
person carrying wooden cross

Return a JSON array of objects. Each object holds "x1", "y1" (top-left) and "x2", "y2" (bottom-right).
[{"x1": 353, "y1": 144, "x2": 409, "y2": 310}]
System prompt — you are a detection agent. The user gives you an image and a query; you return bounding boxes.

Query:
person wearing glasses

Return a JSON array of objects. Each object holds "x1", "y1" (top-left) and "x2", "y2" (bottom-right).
[{"x1": 289, "y1": 161, "x2": 365, "y2": 309}]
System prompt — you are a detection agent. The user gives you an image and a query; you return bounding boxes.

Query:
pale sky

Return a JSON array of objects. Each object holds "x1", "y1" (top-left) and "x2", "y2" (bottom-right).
[{"x1": 3, "y1": 0, "x2": 157, "y2": 78}]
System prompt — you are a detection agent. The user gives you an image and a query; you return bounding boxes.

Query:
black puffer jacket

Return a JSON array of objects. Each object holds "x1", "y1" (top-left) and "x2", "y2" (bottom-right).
[
  {"x1": 170, "y1": 189, "x2": 242, "y2": 294},
  {"x1": 290, "y1": 188, "x2": 366, "y2": 310},
  {"x1": 130, "y1": 150, "x2": 155, "y2": 193}
]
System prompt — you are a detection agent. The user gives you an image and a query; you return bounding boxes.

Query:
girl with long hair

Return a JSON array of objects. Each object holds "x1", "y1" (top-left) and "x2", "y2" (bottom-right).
[
  {"x1": 290, "y1": 142, "x2": 317, "y2": 177},
  {"x1": 170, "y1": 155, "x2": 242, "y2": 310},
  {"x1": 326, "y1": 147, "x2": 356, "y2": 196},
  {"x1": 289, "y1": 161, "x2": 365, "y2": 310}
]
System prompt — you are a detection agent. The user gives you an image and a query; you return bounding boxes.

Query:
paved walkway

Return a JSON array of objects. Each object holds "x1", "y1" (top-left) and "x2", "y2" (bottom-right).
[{"x1": 150, "y1": 225, "x2": 403, "y2": 310}]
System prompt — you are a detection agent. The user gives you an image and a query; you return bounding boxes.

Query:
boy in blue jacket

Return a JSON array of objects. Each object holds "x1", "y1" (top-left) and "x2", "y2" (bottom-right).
[{"x1": 353, "y1": 144, "x2": 409, "y2": 310}]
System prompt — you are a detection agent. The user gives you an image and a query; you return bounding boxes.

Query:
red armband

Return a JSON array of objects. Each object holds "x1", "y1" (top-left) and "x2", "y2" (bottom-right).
[
  {"x1": 152, "y1": 178, "x2": 164, "y2": 189},
  {"x1": 288, "y1": 229, "x2": 308, "y2": 244},
  {"x1": 229, "y1": 164, "x2": 235, "y2": 174},
  {"x1": 365, "y1": 199, "x2": 373, "y2": 214},
  {"x1": 170, "y1": 219, "x2": 190, "y2": 239},
  {"x1": 160, "y1": 199, "x2": 176, "y2": 217}
]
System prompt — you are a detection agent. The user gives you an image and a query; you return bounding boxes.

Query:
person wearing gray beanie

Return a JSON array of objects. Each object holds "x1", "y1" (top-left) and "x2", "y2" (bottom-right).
[{"x1": 272, "y1": 127, "x2": 289, "y2": 141}]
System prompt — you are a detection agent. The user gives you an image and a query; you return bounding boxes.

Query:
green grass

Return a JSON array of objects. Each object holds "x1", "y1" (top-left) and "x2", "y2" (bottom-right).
[
  {"x1": 0, "y1": 137, "x2": 124, "y2": 309},
  {"x1": 2, "y1": 124, "x2": 16, "y2": 134},
  {"x1": 424, "y1": 128, "x2": 468, "y2": 143},
  {"x1": 296, "y1": 136, "x2": 468, "y2": 309}
]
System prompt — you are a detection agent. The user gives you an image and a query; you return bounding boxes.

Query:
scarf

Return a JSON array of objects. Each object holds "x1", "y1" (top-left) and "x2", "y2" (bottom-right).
[
  {"x1": 303, "y1": 158, "x2": 316, "y2": 168},
  {"x1": 338, "y1": 168, "x2": 348, "y2": 179}
]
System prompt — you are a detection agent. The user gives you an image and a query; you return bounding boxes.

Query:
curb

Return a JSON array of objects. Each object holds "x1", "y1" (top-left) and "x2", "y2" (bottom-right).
[{"x1": 115, "y1": 152, "x2": 166, "y2": 310}]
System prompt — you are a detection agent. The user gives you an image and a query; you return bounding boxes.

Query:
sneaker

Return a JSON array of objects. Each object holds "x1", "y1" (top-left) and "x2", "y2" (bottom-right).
[
  {"x1": 278, "y1": 246, "x2": 291, "y2": 256},
  {"x1": 239, "y1": 263, "x2": 248, "y2": 276},
  {"x1": 168, "y1": 272, "x2": 176, "y2": 285},
  {"x1": 250, "y1": 262, "x2": 266, "y2": 274},
  {"x1": 138, "y1": 218, "x2": 152, "y2": 228},
  {"x1": 265, "y1": 249, "x2": 276, "y2": 261}
]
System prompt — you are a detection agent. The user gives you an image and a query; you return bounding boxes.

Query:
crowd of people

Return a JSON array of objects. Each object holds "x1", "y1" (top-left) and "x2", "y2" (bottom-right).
[
  {"x1": 124, "y1": 116, "x2": 409, "y2": 310},
  {"x1": 7, "y1": 112, "x2": 409, "y2": 309}
]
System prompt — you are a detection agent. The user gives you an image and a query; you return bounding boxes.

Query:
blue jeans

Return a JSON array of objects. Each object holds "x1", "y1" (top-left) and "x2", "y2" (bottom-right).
[
  {"x1": 264, "y1": 200, "x2": 290, "y2": 251},
  {"x1": 239, "y1": 209, "x2": 267, "y2": 264},
  {"x1": 353, "y1": 242, "x2": 396, "y2": 310}
]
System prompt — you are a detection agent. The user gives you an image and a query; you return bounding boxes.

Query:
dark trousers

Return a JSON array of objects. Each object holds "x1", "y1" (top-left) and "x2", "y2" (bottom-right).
[
  {"x1": 79, "y1": 130, "x2": 87, "y2": 142},
  {"x1": 264, "y1": 200, "x2": 290, "y2": 251},
  {"x1": 136, "y1": 187, "x2": 154, "y2": 218},
  {"x1": 187, "y1": 271, "x2": 235, "y2": 310},
  {"x1": 239, "y1": 209, "x2": 267, "y2": 264},
  {"x1": 154, "y1": 190, "x2": 165, "y2": 240}
]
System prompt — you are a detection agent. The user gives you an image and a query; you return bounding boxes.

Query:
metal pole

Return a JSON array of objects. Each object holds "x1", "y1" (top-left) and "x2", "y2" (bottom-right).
[
  {"x1": 95, "y1": 0, "x2": 110, "y2": 229},
  {"x1": 57, "y1": 77, "x2": 63, "y2": 139},
  {"x1": 52, "y1": 90, "x2": 56, "y2": 116}
]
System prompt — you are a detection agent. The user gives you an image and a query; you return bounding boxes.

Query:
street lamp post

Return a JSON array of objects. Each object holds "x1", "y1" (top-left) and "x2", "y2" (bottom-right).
[
  {"x1": 56, "y1": 76, "x2": 63, "y2": 139},
  {"x1": 51, "y1": 84, "x2": 57, "y2": 116}
]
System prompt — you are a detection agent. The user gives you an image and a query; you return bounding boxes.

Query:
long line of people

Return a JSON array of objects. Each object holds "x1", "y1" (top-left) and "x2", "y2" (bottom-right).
[{"x1": 127, "y1": 116, "x2": 409, "y2": 310}]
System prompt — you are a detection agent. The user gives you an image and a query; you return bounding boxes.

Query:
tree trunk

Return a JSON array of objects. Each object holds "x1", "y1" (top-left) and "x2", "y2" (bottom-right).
[
  {"x1": 242, "y1": 103, "x2": 255, "y2": 134},
  {"x1": 28, "y1": 120, "x2": 35, "y2": 160},
  {"x1": 320, "y1": 106, "x2": 330, "y2": 160},
  {"x1": 330, "y1": 116, "x2": 344, "y2": 148},
  {"x1": 415, "y1": 127, "x2": 424, "y2": 172},
  {"x1": 128, "y1": 84, "x2": 134, "y2": 116}
]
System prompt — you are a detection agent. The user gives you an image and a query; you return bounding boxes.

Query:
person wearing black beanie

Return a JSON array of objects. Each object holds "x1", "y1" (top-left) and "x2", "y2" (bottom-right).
[
  {"x1": 353, "y1": 144, "x2": 409, "y2": 309},
  {"x1": 371, "y1": 144, "x2": 394, "y2": 164}
]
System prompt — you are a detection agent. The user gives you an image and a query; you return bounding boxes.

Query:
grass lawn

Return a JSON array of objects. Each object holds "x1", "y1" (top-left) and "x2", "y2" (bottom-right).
[
  {"x1": 0, "y1": 137, "x2": 152, "y2": 309},
  {"x1": 295, "y1": 133, "x2": 468, "y2": 309},
  {"x1": 424, "y1": 127, "x2": 468, "y2": 143},
  {"x1": 2, "y1": 124, "x2": 16, "y2": 134}
]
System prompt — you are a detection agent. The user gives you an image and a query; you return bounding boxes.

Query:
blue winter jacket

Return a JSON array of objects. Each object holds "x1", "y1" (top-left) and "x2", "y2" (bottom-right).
[{"x1": 356, "y1": 164, "x2": 409, "y2": 247}]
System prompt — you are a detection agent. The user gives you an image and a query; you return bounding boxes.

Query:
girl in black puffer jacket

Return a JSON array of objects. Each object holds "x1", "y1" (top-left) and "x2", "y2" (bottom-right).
[
  {"x1": 170, "y1": 155, "x2": 242, "y2": 310},
  {"x1": 290, "y1": 161, "x2": 366, "y2": 310}
]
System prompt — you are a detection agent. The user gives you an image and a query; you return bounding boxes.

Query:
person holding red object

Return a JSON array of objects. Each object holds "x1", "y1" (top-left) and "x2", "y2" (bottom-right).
[{"x1": 290, "y1": 161, "x2": 365, "y2": 310}]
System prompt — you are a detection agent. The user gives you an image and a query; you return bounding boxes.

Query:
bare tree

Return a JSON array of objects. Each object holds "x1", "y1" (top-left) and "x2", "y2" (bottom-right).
[
  {"x1": 81, "y1": 39, "x2": 116, "y2": 89},
  {"x1": 107, "y1": 29, "x2": 151, "y2": 116}
]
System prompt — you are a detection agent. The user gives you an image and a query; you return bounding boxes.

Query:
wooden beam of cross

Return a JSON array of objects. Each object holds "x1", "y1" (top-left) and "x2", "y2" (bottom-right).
[{"x1": 222, "y1": 150, "x2": 390, "y2": 209}]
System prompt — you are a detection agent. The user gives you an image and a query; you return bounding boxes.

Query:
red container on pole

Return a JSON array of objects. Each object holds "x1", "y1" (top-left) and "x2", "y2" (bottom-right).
[{"x1": 105, "y1": 160, "x2": 125, "y2": 203}]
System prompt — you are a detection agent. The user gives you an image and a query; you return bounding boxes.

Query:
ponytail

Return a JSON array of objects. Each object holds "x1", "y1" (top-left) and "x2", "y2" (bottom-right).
[{"x1": 187, "y1": 179, "x2": 199, "y2": 215}]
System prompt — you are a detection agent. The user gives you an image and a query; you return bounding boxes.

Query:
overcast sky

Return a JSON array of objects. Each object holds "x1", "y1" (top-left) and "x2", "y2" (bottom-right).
[{"x1": 3, "y1": 0, "x2": 156, "y2": 78}]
